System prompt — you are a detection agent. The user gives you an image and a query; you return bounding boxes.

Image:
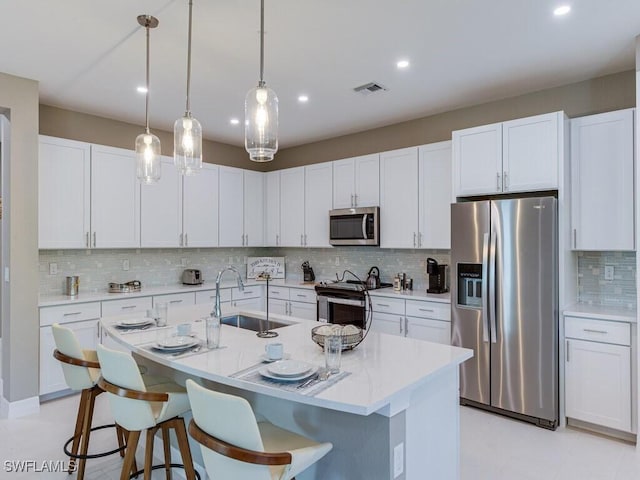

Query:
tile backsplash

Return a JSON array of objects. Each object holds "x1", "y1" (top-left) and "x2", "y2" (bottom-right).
[{"x1": 576, "y1": 251, "x2": 636, "y2": 309}]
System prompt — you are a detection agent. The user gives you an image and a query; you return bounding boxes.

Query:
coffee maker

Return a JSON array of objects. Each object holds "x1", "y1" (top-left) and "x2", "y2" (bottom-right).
[
  {"x1": 426, "y1": 257, "x2": 449, "y2": 294},
  {"x1": 301, "y1": 261, "x2": 315, "y2": 283}
]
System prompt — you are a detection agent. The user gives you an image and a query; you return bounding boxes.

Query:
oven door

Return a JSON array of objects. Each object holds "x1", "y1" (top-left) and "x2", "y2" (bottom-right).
[{"x1": 317, "y1": 294, "x2": 366, "y2": 328}]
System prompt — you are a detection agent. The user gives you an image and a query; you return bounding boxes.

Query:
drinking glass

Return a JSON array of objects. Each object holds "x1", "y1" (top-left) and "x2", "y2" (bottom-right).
[
  {"x1": 324, "y1": 334, "x2": 342, "y2": 374},
  {"x1": 155, "y1": 303, "x2": 168, "y2": 327},
  {"x1": 206, "y1": 315, "x2": 221, "y2": 349}
]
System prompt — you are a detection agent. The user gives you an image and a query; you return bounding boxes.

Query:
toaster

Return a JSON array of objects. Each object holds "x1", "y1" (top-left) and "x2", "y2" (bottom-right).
[{"x1": 182, "y1": 269, "x2": 203, "y2": 285}]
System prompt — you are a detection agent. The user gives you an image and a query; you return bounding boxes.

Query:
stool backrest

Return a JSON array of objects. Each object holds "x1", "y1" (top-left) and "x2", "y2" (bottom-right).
[
  {"x1": 96, "y1": 344, "x2": 158, "y2": 431},
  {"x1": 186, "y1": 380, "x2": 274, "y2": 480},
  {"x1": 52, "y1": 323, "x2": 96, "y2": 390}
]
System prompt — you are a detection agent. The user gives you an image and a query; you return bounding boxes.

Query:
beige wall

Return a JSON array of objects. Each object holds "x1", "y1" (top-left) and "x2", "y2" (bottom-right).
[{"x1": 0, "y1": 72, "x2": 39, "y2": 402}]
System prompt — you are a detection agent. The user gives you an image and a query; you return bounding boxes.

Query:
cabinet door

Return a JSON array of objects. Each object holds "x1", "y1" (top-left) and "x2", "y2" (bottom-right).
[
  {"x1": 264, "y1": 171, "x2": 281, "y2": 246},
  {"x1": 183, "y1": 163, "x2": 219, "y2": 247},
  {"x1": 332, "y1": 158, "x2": 356, "y2": 209},
  {"x1": 565, "y1": 338, "x2": 631, "y2": 432},
  {"x1": 405, "y1": 316, "x2": 450, "y2": 345},
  {"x1": 502, "y1": 112, "x2": 560, "y2": 193},
  {"x1": 304, "y1": 163, "x2": 333, "y2": 247},
  {"x1": 289, "y1": 301, "x2": 317, "y2": 321},
  {"x1": 244, "y1": 170, "x2": 265, "y2": 246},
  {"x1": 452, "y1": 123, "x2": 502, "y2": 196},
  {"x1": 153, "y1": 292, "x2": 195, "y2": 309},
  {"x1": 370, "y1": 311, "x2": 404, "y2": 337},
  {"x1": 218, "y1": 166, "x2": 245, "y2": 247},
  {"x1": 38, "y1": 136, "x2": 91, "y2": 249},
  {"x1": 418, "y1": 141, "x2": 452, "y2": 249},
  {"x1": 233, "y1": 297, "x2": 263, "y2": 311},
  {"x1": 280, "y1": 167, "x2": 305, "y2": 247},
  {"x1": 140, "y1": 157, "x2": 182, "y2": 247},
  {"x1": 354, "y1": 153, "x2": 380, "y2": 207},
  {"x1": 268, "y1": 298, "x2": 289, "y2": 316},
  {"x1": 380, "y1": 147, "x2": 419, "y2": 248},
  {"x1": 571, "y1": 109, "x2": 634, "y2": 250},
  {"x1": 91, "y1": 145, "x2": 140, "y2": 248}
]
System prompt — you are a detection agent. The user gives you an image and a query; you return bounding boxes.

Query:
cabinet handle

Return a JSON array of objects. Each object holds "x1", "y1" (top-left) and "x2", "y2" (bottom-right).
[
  {"x1": 179, "y1": 233, "x2": 183, "y2": 247},
  {"x1": 413, "y1": 232, "x2": 417, "y2": 248},
  {"x1": 376, "y1": 303, "x2": 390, "y2": 308},
  {"x1": 583, "y1": 328, "x2": 608, "y2": 334},
  {"x1": 418, "y1": 232, "x2": 423, "y2": 248},
  {"x1": 63, "y1": 311, "x2": 82, "y2": 317},
  {"x1": 351, "y1": 194, "x2": 354, "y2": 207},
  {"x1": 418, "y1": 308, "x2": 434, "y2": 312},
  {"x1": 276, "y1": 234, "x2": 279, "y2": 246},
  {"x1": 503, "y1": 171, "x2": 508, "y2": 191},
  {"x1": 496, "y1": 173, "x2": 501, "y2": 191},
  {"x1": 296, "y1": 294, "x2": 306, "y2": 298},
  {"x1": 93, "y1": 232, "x2": 97, "y2": 247},
  {"x1": 185, "y1": 233, "x2": 188, "y2": 247},
  {"x1": 85, "y1": 232, "x2": 90, "y2": 248},
  {"x1": 300, "y1": 234, "x2": 303, "y2": 246},
  {"x1": 304, "y1": 234, "x2": 307, "y2": 246},
  {"x1": 573, "y1": 229, "x2": 577, "y2": 249},
  {"x1": 169, "y1": 300, "x2": 183, "y2": 304},
  {"x1": 399, "y1": 317, "x2": 403, "y2": 334},
  {"x1": 566, "y1": 340, "x2": 570, "y2": 362},
  {"x1": 121, "y1": 305, "x2": 136, "y2": 310},
  {"x1": 354, "y1": 193, "x2": 358, "y2": 206},
  {"x1": 404, "y1": 317, "x2": 408, "y2": 336}
]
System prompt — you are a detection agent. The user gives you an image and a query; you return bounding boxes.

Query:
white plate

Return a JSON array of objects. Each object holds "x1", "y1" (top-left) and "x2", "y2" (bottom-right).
[
  {"x1": 154, "y1": 336, "x2": 199, "y2": 351},
  {"x1": 117, "y1": 319, "x2": 154, "y2": 328},
  {"x1": 260, "y1": 353, "x2": 291, "y2": 363},
  {"x1": 267, "y1": 360, "x2": 313, "y2": 378},
  {"x1": 259, "y1": 365, "x2": 318, "y2": 382}
]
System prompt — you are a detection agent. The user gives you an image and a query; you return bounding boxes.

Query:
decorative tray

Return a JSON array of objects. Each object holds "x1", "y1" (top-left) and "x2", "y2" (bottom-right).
[
  {"x1": 108, "y1": 280, "x2": 142, "y2": 293},
  {"x1": 311, "y1": 325, "x2": 363, "y2": 351}
]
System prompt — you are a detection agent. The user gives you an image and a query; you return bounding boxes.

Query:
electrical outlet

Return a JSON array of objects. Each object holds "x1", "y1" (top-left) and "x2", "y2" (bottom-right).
[
  {"x1": 393, "y1": 442, "x2": 404, "y2": 478},
  {"x1": 229, "y1": 256, "x2": 233, "y2": 264},
  {"x1": 181, "y1": 258, "x2": 187, "y2": 267},
  {"x1": 335, "y1": 256, "x2": 340, "y2": 266},
  {"x1": 49, "y1": 263, "x2": 58, "y2": 275},
  {"x1": 122, "y1": 259, "x2": 130, "y2": 271},
  {"x1": 604, "y1": 265, "x2": 614, "y2": 281}
]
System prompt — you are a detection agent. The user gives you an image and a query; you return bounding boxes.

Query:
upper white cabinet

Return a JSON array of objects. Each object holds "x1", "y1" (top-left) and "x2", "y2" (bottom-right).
[
  {"x1": 418, "y1": 141, "x2": 452, "y2": 249},
  {"x1": 380, "y1": 147, "x2": 419, "y2": 248},
  {"x1": 280, "y1": 167, "x2": 305, "y2": 247},
  {"x1": 182, "y1": 163, "x2": 219, "y2": 247},
  {"x1": 264, "y1": 171, "x2": 281, "y2": 246},
  {"x1": 141, "y1": 157, "x2": 182, "y2": 247},
  {"x1": 218, "y1": 166, "x2": 245, "y2": 247},
  {"x1": 453, "y1": 112, "x2": 563, "y2": 197},
  {"x1": 333, "y1": 154, "x2": 379, "y2": 208},
  {"x1": 570, "y1": 109, "x2": 635, "y2": 251},
  {"x1": 304, "y1": 163, "x2": 333, "y2": 247},
  {"x1": 244, "y1": 170, "x2": 265, "y2": 247},
  {"x1": 39, "y1": 136, "x2": 91, "y2": 249}
]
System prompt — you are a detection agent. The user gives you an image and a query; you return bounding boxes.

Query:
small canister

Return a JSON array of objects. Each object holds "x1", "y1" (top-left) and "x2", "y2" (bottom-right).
[
  {"x1": 65, "y1": 276, "x2": 79, "y2": 296},
  {"x1": 393, "y1": 274, "x2": 402, "y2": 291}
]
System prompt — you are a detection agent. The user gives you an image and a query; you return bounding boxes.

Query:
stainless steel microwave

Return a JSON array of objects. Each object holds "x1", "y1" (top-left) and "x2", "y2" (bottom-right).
[{"x1": 329, "y1": 207, "x2": 379, "y2": 246}]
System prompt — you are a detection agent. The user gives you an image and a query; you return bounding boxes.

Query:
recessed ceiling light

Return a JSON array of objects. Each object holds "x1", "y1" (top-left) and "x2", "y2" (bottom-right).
[
  {"x1": 298, "y1": 95, "x2": 309, "y2": 103},
  {"x1": 137, "y1": 86, "x2": 148, "y2": 93},
  {"x1": 396, "y1": 60, "x2": 410, "y2": 69},
  {"x1": 553, "y1": 5, "x2": 571, "y2": 16},
  {"x1": 230, "y1": 118, "x2": 240, "y2": 125}
]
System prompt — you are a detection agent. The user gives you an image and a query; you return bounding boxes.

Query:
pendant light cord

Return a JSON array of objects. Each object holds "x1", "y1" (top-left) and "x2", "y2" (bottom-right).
[
  {"x1": 259, "y1": 0, "x2": 265, "y2": 87},
  {"x1": 185, "y1": 0, "x2": 193, "y2": 114},
  {"x1": 145, "y1": 19, "x2": 151, "y2": 134}
]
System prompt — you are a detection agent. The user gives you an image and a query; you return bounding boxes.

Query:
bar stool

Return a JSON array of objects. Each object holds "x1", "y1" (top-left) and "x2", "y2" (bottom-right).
[
  {"x1": 186, "y1": 379, "x2": 333, "y2": 480},
  {"x1": 51, "y1": 323, "x2": 127, "y2": 480},
  {"x1": 96, "y1": 344, "x2": 199, "y2": 480}
]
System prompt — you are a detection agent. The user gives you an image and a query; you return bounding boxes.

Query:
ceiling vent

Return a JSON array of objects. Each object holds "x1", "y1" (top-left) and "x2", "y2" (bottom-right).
[{"x1": 353, "y1": 82, "x2": 389, "y2": 96}]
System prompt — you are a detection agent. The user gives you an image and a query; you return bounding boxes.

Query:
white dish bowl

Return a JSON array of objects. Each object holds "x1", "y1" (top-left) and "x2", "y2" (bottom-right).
[
  {"x1": 258, "y1": 366, "x2": 318, "y2": 382},
  {"x1": 267, "y1": 360, "x2": 312, "y2": 377}
]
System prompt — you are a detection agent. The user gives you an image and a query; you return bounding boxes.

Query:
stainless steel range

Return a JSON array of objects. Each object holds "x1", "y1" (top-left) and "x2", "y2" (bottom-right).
[{"x1": 315, "y1": 280, "x2": 392, "y2": 328}]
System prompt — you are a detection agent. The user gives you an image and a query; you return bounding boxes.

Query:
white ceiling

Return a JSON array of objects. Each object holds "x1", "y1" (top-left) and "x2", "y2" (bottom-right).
[{"x1": 1, "y1": 1, "x2": 639, "y2": 148}]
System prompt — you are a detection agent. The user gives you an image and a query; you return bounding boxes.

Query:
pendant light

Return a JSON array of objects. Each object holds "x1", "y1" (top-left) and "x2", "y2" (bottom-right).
[
  {"x1": 174, "y1": 0, "x2": 202, "y2": 175},
  {"x1": 135, "y1": 15, "x2": 161, "y2": 184},
  {"x1": 245, "y1": 0, "x2": 278, "y2": 162}
]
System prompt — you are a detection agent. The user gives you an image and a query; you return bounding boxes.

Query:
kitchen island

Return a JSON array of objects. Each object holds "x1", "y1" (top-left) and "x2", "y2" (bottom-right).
[{"x1": 102, "y1": 304, "x2": 472, "y2": 479}]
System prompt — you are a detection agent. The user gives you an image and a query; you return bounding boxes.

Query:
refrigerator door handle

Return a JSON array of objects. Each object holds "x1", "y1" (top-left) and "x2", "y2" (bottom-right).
[
  {"x1": 481, "y1": 232, "x2": 490, "y2": 343},
  {"x1": 489, "y1": 228, "x2": 497, "y2": 344}
]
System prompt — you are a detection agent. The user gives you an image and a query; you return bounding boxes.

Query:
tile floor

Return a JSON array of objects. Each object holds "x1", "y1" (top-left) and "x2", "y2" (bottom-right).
[{"x1": 1, "y1": 394, "x2": 639, "y2": 479}]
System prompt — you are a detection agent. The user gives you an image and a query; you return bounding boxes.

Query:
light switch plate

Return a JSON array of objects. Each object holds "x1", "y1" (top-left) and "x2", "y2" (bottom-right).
[
  {"x1": 49, "y1": 263, "x2": 58, "y2": 275},
  {"x1": 122, "y1": 259, "x2": 130, "y2": 271},
  {"x1": 604, "y1": 265, "x2": 614, "y2": 281},
  {"x1": 393, "y1": 442, "x2": 404, "y2": 478}
]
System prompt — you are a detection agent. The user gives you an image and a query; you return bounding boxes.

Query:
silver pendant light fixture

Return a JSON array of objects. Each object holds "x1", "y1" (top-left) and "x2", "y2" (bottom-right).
[
  {"x1": 245, "y1": 0, "x2": 278, "y2": 162},
  {"x1": 135, "y1": 15, "x2": 161, "y2": 184},
  {"x1": 174, "y1": 0, "x2": 202, "y2": 175}
]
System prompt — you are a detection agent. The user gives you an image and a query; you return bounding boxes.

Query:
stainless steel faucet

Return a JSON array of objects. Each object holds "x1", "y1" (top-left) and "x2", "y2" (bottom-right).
[{"x1": 212, "y1": 266, "x2": 244, "y2": 320}]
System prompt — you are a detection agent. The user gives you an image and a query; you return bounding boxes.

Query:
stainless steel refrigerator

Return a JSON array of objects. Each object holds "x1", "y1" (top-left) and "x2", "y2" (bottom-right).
[{"x1": 451, "y1": 196, "x2": 558, "y2": 429}]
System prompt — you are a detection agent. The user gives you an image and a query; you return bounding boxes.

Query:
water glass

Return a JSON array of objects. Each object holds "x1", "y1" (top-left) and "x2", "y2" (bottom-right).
[
  {"x1": 324, "y1": 334, "x2": 342, "y2": 374},
  {"x1": 206, "y1": 316, "x2": 221, "y2": 349},
  {"x1": 155, "y1": 303, "x2": 168, "y2": 327}
]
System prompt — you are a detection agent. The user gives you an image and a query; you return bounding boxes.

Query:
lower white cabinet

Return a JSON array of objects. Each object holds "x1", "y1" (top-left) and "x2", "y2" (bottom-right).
[
  {"x1": 404, "y1": 317, "x2": 450, "y2": 344},
  {"x1": 152, "y1": 292, "x2": 195, "y2": 309},
  {"x1": 195, "y1": 288, "x2": 231, "y2": 305},
  {"x1": 102, "y1": 296, "x2": 152, "y2": 317},
  {"x1": 267, "y1": 286, "x2": 317, "y2": 320},
  {"x1": 370, "y1": 311, "x2": 405, "y2": 337},
  {"x1": 564, "y1": 315, "x2": 633, "y2": 433},
  {"x1": 231, "y1": 286, "x2": 264, "y2": 311}
]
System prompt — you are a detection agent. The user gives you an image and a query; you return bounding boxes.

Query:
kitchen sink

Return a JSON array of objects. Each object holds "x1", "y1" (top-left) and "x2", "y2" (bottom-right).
[{"x1": 221, "y1": 314, "x2": 292, "y2": 332}]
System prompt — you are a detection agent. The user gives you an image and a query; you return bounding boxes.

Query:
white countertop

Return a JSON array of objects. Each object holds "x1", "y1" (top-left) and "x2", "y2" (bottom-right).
[
  {"x1": 563, "y1": 303, "x2": 637, "y2": 323},
  {"x1": 102, "y1": 304, "x2": 471, "y2": 417}
]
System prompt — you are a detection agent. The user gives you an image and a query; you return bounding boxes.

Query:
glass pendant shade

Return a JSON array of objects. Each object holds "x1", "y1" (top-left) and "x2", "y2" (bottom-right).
[
  {"x1": 245, "y1": 85, "x2": 278, "y2": 162},
  {"x1": 135, "y1": 132, "x2": 161, "y2": 184},
  {"x1": 174, "y1": 113, "x2": 202, "y2": 175}
]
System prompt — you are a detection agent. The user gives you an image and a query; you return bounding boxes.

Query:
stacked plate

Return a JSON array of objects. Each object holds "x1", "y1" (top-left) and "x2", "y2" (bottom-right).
[
  {"x1": 152, "y1": 336, "x2": 199, "y2": 353},
  {"x1": 259, "y1": 360, "x2": 317, "y2": 382},
  {"x1": 115, "y1": 318, "x2": 155, "y2": 330}
]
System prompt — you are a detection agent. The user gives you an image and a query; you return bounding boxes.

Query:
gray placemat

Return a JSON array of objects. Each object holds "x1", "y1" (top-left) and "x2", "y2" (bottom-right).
[{"x1": 229, "y1": 362, "x2": 351, "y2": 396}]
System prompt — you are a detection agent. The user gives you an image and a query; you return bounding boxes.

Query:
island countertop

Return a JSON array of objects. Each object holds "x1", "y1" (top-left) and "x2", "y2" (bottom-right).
[{"x1": 101, "y1": 304, "x2": 472, "y2": 417}]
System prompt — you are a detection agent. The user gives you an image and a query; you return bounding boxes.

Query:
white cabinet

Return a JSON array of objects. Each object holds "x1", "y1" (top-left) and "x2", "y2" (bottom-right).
[
  {"x1": 38, "y1": 136, "x2": 91, "y2": 249},
  {"x1": 231, "y1": 285, "x2": 263, "y2": 310},
  {"x1": 453, "y1": 112, "x2": 563, "y2": 197},
  {"x1": 280, "y1": 167, "x2": 305, "y2": 247},
  {"x1": 153, "y1": 292, "x2": 195, "y2": 309},
  {"x1": 218, "y1": 166, "x2": 245, "y2": 247},
  {"x1": 304, "y1": 163, "x2": 333, "y2": 247},
  {"x1": 418, "y1": 141, "x2": 452, "y2": 249},
  {"x1": 570, "y1": 109, "x2": 634, "y2": 250},
  {"x1": 267, "y1": 286, "x2": 316, "y2": 320},
  {"x1": 371, "y1": 311, "x2": 405, "y2": 337},
  {"x1": 195, "y1": 288, "x2": 231, "y2": 305},
  {"x1": 333, "y1": 154, "x2": 379, "y2": 208},
  {"x1": 141, "y1": 157, "x2": 182, "y2": 247},
  {"x1": 564, "y1": 315, "x2": 633, "y2": 433},
  {"x1": 183, "y1": 163, "x2": 219, "y2": 247},
  {"x1": 265, "y1": 171, "x2": 281, "y2": 246},
  {"x1": 101, "y1": 296, "x2": 152, "y2": 317},
  {"x1": 244, "y1": 170, "x2": 265, "y2": 246},
  {"x1": 380, "y1": 147, "x2": 419, "y2": 248}
]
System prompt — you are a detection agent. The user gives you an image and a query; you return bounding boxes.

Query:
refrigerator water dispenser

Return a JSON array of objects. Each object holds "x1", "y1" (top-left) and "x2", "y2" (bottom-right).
[{"x1": 457, "y1": 263, "x2": 482, "y2": 308}]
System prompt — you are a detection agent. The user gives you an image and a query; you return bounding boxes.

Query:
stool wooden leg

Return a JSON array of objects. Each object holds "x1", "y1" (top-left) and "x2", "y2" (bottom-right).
[
  {"x1": 67, "y1": 389, "x2": 89, "y2": 474},
  {"x1": 144, "y1": 427, "x2": 157, "y2": 480},
  {"x1": 116, "y1": 424, "x2": 126, "y2": 458},
  {"x1": 173, "y1": 418, "x2": 196, "y2": 480},
  {"x1": 161, "y1": 424, "x2": 172, "y2": 480},
  {"x1": 120, "y1": 430, "x2": 140, "y2": 480},
  {"x1": 76, "y1": 386, "x2": 99, "y2": 480}
]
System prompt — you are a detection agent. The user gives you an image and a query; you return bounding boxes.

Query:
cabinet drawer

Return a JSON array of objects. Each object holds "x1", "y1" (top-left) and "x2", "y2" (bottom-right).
[
  {"x1": 40, "y1": 302, "x2": 101, "y2": 326},
  {"x1": 195, "y1": 289, "x2": 231, "y2": 304},
  {"x1": 233, "y1": 286, "x2": 263, "y2": 300},
  {"x1": 369, "y1": 296, "x2": 405, "y2": 315},
  {"x1": 153, "y1": 292, "x2": 195, "y2": 308},
  {"x1": 268, "y1": 287, "x2": 290, "y2": 300},
  {"x1": 565, "y1": 316, "x2": 631, "y2": 346},
  {"x1": 288, "y1": 288, "x2": 316, "y2": 304},
  {"x1": 405, "y1": 300, "x2": 450, "y2": 321},
  {"x1": 102, "y1": 296, "x2": 152, "y2": 317}
]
